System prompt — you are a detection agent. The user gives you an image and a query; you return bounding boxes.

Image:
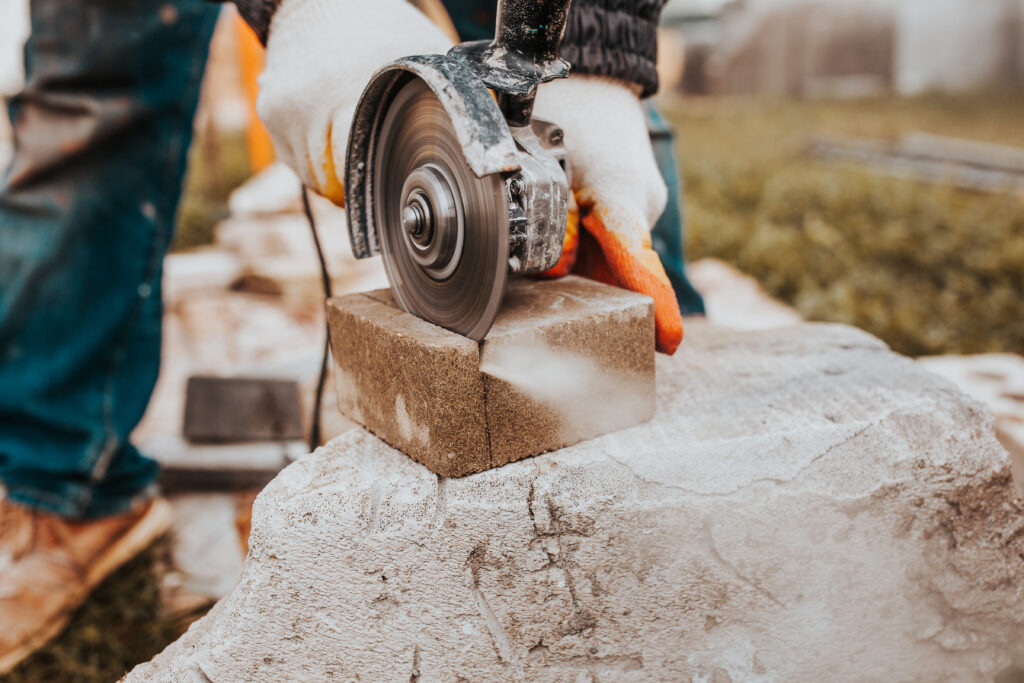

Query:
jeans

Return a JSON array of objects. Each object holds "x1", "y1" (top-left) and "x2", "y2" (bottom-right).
[
  {"x1": 0, "y1": 0, "x2": 219, "y2": 517},
  {"x1": 647, "y1": 106, "x2": 705, "y2": 316}
]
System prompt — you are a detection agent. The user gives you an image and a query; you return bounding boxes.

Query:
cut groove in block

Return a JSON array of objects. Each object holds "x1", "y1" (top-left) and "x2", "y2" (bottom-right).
[{"x1": 327, "y1": 276, "x2": 655, "y2": 477}]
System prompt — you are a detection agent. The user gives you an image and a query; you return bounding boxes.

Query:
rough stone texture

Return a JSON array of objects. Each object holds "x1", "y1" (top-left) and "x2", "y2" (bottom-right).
[
  {"x1": 129, "y1": 321, "x2": 1024, "y2": 682},
  {"x1": 329, "y1": 276, "x2": 655, "y2": 477},
  {"x1": 918, "y1": 353, "x2": 1024, "y2": 490}
]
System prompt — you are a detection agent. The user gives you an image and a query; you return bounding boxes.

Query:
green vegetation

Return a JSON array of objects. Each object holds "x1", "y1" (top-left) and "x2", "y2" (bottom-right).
[
  {"x1": 173, "y1": 127, "x2": 252, "y2": 252},
  {"x1": 0, "y1": 542, "x2": 205, "y2": 683},
  {"x1": 666, "y1": 93, "x2": 1024, "y2": 357}
]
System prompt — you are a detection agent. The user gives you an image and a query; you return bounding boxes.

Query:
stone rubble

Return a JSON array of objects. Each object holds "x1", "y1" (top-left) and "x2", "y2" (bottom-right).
[{"x1": 137, "y1": 170, "x2": 370, "y2": 609}]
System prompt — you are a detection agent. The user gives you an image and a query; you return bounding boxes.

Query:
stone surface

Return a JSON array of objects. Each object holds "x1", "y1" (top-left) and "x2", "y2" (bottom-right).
[
  {"x1": 918, "y1": 353, "x2": 1024, "y2": 490},
  {"x1": 328, "y1": 276, "x2": 655, "y2": 477},
  {"x1": 129, "y1": 322, "x2": 1024, "y2": 682},
  {"x1": 687, "y1": 257, "x2": 804, "y2": 330}
]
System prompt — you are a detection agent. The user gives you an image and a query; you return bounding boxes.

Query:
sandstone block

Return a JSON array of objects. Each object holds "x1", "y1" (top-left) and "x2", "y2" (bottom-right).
[
  {"x1": 327, "y1": 276, "x2": 655, "y2": 477},
  {"x1": 130, "y1": 322, "x2": 1024, "y2": 682}
]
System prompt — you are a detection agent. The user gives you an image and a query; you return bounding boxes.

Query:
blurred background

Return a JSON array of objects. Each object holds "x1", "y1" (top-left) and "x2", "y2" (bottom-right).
[{"x1": 1, "y1": 0, "x2": 1023, "y2": 680}]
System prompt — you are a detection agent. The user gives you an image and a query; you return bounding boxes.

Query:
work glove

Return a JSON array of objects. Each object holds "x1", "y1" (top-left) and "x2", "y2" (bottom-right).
[
  {"x1": 533, "y1": 76, "x2": 684, "y2": 355},
  {"x1": 256, "y1": 0, "x2": 453, "y2": 206}
]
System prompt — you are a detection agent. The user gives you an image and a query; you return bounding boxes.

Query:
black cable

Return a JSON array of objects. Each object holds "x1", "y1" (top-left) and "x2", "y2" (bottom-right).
[{"x1": 302, "y1": 186, "x2": 333, "y2": 452}]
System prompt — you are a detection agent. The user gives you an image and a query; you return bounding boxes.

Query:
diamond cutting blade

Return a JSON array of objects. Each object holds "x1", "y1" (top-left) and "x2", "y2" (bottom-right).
[{"x1": 372, "y1": 77, "x2": 509, "y2": 341}]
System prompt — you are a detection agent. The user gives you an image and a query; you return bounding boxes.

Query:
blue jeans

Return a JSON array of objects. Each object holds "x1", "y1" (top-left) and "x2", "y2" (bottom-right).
[
  {"x1": 647, "y1": 106, "x2": 705, "y2": 316},
  {"x1": 0, "y1": 0, "x2": 219, "y2": 517}
]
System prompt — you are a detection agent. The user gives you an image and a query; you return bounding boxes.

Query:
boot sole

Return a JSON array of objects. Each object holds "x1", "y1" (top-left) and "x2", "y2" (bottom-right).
[{"x1": 0, "y1": 498, "x2": 175, "y2": 674}]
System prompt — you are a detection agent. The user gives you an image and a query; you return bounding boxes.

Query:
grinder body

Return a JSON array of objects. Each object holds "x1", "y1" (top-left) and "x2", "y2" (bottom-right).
[{"x1": 344, "y1": 0, "x2": 574, "y2": 340}]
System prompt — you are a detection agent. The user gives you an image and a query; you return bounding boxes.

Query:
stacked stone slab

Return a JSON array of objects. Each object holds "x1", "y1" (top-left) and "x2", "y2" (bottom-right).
[
  {"x1": 326, "y1": 276, "x2": 656, "y2": 476},
  {"x1": 129, "y1": 321, "x2": 1024, "y2": 682}
]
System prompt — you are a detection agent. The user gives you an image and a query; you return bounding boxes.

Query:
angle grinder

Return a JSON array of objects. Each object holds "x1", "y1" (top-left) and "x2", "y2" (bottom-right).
[{"x1": 344, "y1": 0, "x2": 573, "y2": 340}]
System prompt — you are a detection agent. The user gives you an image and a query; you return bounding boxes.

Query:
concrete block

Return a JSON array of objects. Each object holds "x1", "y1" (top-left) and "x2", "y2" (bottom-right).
[
  {"x1": 144, "y1": 435, "x2": 305, "y2": 492},
  {"x1": 183, "y1": 376, "x2": 303, "y2": 443},
  {"x1": 327, "y1": 276, "x2": 655, "y2": 477}
]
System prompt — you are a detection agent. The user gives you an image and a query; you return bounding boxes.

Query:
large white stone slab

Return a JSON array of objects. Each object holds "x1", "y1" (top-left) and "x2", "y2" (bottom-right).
[{"x1": 129, "y1": 322, "x2": 1024, "y2": 682}]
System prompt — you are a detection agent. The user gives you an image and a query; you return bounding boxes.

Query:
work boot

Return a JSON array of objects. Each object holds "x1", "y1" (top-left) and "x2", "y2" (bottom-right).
[{"x1": 0, "y1": 496, "x2": 174, "y2": 673}]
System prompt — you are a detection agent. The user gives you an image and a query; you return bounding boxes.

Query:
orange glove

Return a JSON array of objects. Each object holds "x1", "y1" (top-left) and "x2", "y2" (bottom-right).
[{"x1": 533, "y1": 77, "x2": 684, "y2": 355}]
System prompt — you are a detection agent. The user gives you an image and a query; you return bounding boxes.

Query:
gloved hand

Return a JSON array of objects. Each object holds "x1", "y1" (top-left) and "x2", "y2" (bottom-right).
[
  {"x1": 533, "y1": 76, "x2": 684, "y2": 355},
  {"x1": 256, "y1": 0, "x2": 453, "y2": 206}
]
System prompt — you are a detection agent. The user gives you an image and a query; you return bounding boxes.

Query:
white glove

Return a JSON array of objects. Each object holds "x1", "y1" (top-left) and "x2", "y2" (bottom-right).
[
  {"x1": 257, "y1": 0, "x2": 453, "y2": 206},
  {"x1": 534, "y1": 76, "x2": 668, "y2": 232},
  {"x1": 532, "y1": 76, "x2": 683, "y2": 354}
]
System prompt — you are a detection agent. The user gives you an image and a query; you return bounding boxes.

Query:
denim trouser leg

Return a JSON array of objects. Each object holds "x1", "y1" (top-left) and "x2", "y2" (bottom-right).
[
  {"x1": 647, "y1": 105, "x2": 706, "y2": 316},
  {"x1": 0, "y1": 0, "x2": 219, "y2": 517}
]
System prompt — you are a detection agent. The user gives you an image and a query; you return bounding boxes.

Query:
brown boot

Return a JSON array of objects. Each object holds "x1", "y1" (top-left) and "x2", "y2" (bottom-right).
[{"x1": 0, "y1": 496, "x2": 174, "y2": 673}]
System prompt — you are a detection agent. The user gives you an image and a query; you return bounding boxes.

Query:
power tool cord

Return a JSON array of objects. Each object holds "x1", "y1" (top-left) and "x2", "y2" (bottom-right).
[{"x1": 302, "y1": 186, "x2": 333, "y2": 452}]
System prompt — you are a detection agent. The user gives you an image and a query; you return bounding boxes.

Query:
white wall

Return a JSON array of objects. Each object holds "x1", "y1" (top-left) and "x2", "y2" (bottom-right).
[
  {"x1": 0, "y1": 0, "x2": 30, "y2": 163},
  {"x1": 0, "y1": 0, "x2": 28, "y2": 94},
  {"x1": 710, "y1": 0, "x2": 1024, "y2": 95},
  {"x1": 896, "y1": 0, "x2": 1023, "y2": 94}
]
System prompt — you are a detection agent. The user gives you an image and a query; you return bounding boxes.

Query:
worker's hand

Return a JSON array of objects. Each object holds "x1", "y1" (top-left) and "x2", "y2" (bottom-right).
[
  {"x1": 256, "y1": 0, "x2": 453, "y2": 206},
  {"x1": 533, "y1": 76, "x2": 684, "y2": 355}
]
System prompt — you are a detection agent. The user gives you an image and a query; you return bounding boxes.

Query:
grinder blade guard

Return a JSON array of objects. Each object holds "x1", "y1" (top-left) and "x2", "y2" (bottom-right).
[{"x1": 344, "y1": 0, "x2": 573, "y2": 340}]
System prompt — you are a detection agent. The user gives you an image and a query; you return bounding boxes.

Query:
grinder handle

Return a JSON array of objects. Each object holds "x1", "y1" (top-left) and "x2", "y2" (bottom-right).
[{"x1": 493, "y1": 0, "x2": 572, "y2": 70}]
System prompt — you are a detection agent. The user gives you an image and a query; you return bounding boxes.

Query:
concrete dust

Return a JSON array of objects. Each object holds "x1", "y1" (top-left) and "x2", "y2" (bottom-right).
[{"x1": 480, "y1": 334, "x2": 652, "y2": 440}]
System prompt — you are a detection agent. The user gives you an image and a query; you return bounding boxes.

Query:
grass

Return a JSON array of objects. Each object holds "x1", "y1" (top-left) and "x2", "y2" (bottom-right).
[
  {"x1": 664, "y1": 92, "x2": 1024, "y2": 357},
  {"x1": 172, "y1": 126, "x2": 252, "y2": 252},
  {"x1": 0, "y1": 542, "x2": 202, "y2": 683}
]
